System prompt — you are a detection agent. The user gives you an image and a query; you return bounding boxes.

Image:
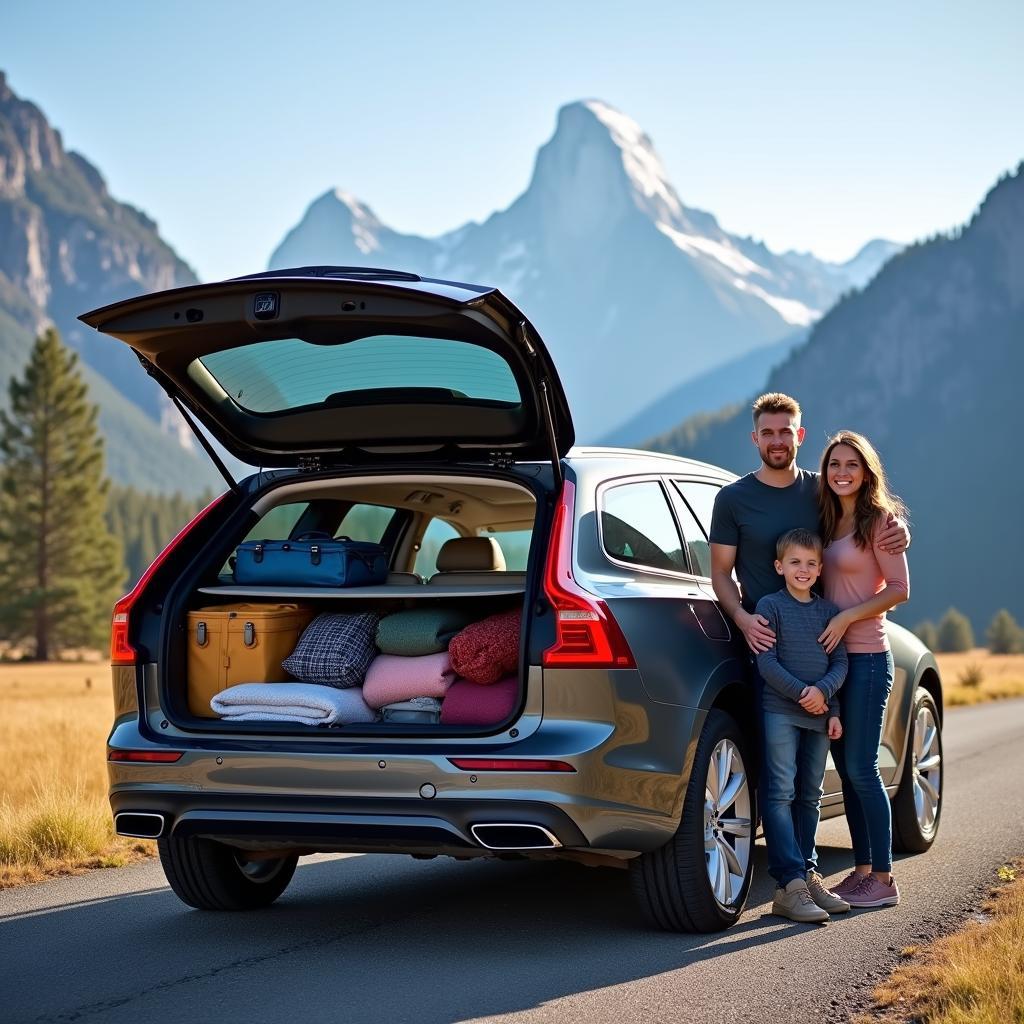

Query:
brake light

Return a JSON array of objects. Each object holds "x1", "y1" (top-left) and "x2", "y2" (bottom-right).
[
  {"x1": 111, "y1": 491, "x2": 230, "y2": 666},
  {"x1": 108, "y1": 750, "x2": 184, "y2": 763},
  {"x1": 542, "y1": 479, "x2": 635, "y2": 669},
  {"x1": 447, "y1": 758, "x2": 576, "y2": 772}
]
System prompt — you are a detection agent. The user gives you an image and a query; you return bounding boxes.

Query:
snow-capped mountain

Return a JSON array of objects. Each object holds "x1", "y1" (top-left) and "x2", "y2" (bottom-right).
[{"x1": 268, "y1": 100, "x2": 899, "y2": 441}]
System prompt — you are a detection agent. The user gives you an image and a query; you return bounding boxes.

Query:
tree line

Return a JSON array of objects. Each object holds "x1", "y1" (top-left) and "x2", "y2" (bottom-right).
[
  {"x1": 913, "y1": 608, "x2": 1023, "y2": 655},
  {"x1": 0, "y1": 328, "x2": 208, "y2": 659}
]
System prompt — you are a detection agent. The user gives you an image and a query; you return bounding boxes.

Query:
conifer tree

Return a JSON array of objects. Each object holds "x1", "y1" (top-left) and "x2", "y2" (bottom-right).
[
  {"x1": 936, "y1": 607, "x2": 975, "y2": 653},
  {"x1": 986, "y1": 609, "x2": 1023, "y2": 655},
  {"x1": 913, "y1": 620, "x2": 939, "y2": 650},
  {"x1": 0, "y1": 328, "x2": 124, "y2": 659}
]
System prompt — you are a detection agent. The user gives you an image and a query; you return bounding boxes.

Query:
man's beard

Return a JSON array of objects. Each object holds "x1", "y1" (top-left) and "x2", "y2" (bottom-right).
[{"x1": 759, "y1": 445, "x2": 796, "y2": 470}]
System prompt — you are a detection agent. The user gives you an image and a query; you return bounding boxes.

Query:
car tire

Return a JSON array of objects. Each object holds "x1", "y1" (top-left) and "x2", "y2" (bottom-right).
[
  {"x1": 891, "y1": 687, "x2": 943, "y2": 853},
  {"x1": 629, "y1": 708, "x2": 756, "y2": 932},
  {"x1": 158, "y1": 835, "x2": 298, "y2": 911}
]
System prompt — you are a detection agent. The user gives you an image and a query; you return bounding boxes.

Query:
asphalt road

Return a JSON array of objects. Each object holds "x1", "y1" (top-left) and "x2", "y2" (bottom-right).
[{"x1": 3, "y1": 698, "x2": 1022, "y2": 1024}]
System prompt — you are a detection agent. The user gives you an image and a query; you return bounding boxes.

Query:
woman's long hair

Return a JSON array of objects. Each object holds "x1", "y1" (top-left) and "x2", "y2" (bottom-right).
[{"x1": 818, "y1": 430, "x2": 907, "y2": 548}]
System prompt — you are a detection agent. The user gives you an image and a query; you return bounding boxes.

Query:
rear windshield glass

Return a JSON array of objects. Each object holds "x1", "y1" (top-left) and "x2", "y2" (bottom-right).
[{"x1": 194, "y1": 335, "x2": 522, "y2": 414}]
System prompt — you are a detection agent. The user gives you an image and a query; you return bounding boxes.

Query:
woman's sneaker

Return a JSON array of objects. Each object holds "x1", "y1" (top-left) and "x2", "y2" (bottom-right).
[
  {"x1": 831, "y1": 870, "x2": 867, "y2": 899},
  {"x1": 846, "y1": 874, "x2": 901, "y2": 908},
  {"x1": 806, "y1": 871, "x2": 851, "y2": 913},
  {"x1": 772, "y1": 879, "x2": 830, "y2": 923}
]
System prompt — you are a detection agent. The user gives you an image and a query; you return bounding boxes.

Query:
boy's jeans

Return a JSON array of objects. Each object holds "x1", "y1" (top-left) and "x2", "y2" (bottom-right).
[{"x1": 761, "y1": 712, "x2": 831, "y2": 888}]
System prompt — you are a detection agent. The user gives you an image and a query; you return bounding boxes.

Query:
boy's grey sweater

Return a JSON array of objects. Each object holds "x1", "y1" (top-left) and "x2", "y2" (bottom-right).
[{"x1": 755, "y1": 589, "x2": 848, "y2": 729}]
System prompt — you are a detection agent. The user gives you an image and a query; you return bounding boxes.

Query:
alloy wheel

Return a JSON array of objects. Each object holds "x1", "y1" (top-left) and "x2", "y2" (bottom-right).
[
  {"x1": 912, "y1": 704, "x2": 942, "y2": 837},
  {"x1": 704, "y1": 738, "x2": 753, "y2": 907}
]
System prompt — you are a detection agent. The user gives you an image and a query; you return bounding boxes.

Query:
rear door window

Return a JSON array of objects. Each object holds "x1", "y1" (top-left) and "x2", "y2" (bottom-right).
[
  {"x1": 414, "y1": 517, "x2": 461, "y2": 578},
  {"x1": 336, "y1": 503, "x2": 399, "y2": 544},
  {"x1": 481, "y1": 528, "x2": 532, "y2": 571},
  {"x1": 600, "y1": 480, "x2": 687, "y2": 574},
  {"x1": 672, "y1": 480, "x2": 721, "y2": 540}
]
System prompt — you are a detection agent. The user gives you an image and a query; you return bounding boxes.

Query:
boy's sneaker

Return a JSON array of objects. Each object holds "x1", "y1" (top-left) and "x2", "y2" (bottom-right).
[
  {"x1": 831, "y1": 870, "x2": 866, "y2": 899},
  {"x1": 772, "y1": 879, "x2": 830, "y2": 923},
  {"x1": 806, "y1": 871, "x2": 851, "y2": 913},
  {"x1": 846, "y1": 874, "x2": 901, "y2": 908}
]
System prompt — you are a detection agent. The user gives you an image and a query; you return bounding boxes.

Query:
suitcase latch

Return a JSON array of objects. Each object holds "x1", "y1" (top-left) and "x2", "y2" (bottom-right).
[
  {"x1": 196, "y1": 621, "x2": 208, "y2": 647},
  {"x1": 253, "y1": 542, "x2": 264, "y2": 563},
  {"x1": 310, "y1": 544, "x2": 321, "y2": 566},
  {"x1": 243, "y1": 621, "x2": 256, "y2": 647}
]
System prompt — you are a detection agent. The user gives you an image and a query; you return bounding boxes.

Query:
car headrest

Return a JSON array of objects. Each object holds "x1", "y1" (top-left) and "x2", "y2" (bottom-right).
[{"x1": 435, "y1": 536, "x2": 507, "y2": 572}]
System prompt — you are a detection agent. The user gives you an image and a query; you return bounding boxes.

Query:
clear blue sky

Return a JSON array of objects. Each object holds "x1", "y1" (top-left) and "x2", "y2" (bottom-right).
[{"x1": 5, "y1": 0, "x2": 1021, "y2": 283}]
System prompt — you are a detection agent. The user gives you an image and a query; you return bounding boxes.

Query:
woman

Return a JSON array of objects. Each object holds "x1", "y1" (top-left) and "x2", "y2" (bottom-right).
[{"x1": 816, "y1": 430, "x2": 909, "y2": 909}]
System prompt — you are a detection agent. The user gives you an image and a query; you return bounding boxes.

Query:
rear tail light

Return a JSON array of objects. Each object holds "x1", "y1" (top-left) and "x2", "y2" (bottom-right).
[
  {"x1": 447, "y1": 758, "x2": 576, "y2": 772},
  {"x1": 542, "y1": 479, "x2": 635, "y2": 669},
  {"x1": 111, "y1": 491, "x2": 230, "y2": 666},
  {"x1": 108, "y1": 750, "x2": 184, "y2": 763}
]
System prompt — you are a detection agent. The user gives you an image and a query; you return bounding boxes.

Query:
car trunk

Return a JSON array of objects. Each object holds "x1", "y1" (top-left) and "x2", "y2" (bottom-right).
[{"x1": 154, "y1": 466, "x2": 550, "y2": 738}]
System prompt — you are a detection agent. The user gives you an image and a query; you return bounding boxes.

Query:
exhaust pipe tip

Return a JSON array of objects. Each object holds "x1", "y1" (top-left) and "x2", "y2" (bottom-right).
[
  {"x1": 470, "y1": 823, "x2": 562, "y2": 851},
  {"x1": 114, "y1": 812, "x2": 166, "y2": 839}
]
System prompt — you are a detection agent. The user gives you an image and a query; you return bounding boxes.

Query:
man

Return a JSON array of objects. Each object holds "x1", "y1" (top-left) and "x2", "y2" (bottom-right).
[{"x1": 709, "y1": 392, "x2": 908, "y2": 654}]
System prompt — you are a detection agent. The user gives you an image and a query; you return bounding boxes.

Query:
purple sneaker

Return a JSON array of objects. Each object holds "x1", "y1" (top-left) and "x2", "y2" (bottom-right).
[
  {"x1": 830, "y1": 870, "x2": 865, "y2": 899},
  {"x1": 846, "y1": 873, "x2": 900, "y2": 908}
]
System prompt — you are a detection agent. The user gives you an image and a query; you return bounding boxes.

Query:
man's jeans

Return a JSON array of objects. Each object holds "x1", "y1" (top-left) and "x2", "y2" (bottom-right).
[{"x1": 761, "y1": 712, "x2": 831, "y2": 888}]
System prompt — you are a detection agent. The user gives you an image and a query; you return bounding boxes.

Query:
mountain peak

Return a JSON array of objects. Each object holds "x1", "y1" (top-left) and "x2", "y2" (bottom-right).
[{"x1": 527, "y1": 99, "x2": 686, "y2": 230}]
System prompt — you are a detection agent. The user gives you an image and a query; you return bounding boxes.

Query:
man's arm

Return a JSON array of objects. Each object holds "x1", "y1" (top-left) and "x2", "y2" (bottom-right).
[
  {"x1": 711, "y1": 543, "x2": 775, "y2": 652},
  {"x1": 876, "y1": 513, "x2": 911, "y2": 555}
]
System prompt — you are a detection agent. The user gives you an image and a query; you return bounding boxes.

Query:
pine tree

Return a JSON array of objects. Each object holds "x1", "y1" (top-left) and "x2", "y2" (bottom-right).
[
  {"x1": 0, "y1": 328, "x2": 124, "y2": 659},
  {"x1": 936, "y1": 607, "x2": 975, "y2": 653},
  {"x1": 986, "y1": 609, "x2": 1023, "y2": 655}
]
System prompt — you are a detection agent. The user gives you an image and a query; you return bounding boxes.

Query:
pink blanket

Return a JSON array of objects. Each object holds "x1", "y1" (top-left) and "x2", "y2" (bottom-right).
[
  {"x1": 362, "y1": 652, "x2": 456, "y2": 710},
  {"x1": 440, "y1": 676, "x2": 518, "y2": 725}
]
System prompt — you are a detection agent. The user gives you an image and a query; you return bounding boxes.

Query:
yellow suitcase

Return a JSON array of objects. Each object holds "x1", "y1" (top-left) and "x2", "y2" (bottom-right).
[{"x1": 186, "y1": 603, "x2": 315, "y2": 717}]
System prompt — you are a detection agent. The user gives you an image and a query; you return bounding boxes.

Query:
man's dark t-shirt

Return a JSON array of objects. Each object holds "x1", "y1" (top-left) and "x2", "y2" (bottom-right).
[{"x1": 709, "y1": 469, "x2": 820, "y2": 612}]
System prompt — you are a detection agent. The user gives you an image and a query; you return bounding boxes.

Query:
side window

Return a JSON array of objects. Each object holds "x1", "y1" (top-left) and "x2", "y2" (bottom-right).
[
  {"x1": 480, "y1": 528, "x2": 532, "y2": 571},
  {"x1": 414, "y1": 517, "x2": 461, "y2": 578},
  {"x1": 601, "y1": 480, "x2": 687, "y2": 574},
  {"x1": 336, "y1": 503, "x2": 398, "y2": 544},
  {"x1": 241, "y1": 502, "x2": 309, "y2": 542},
  {"x1": 673, "y1": 480, "x2": 720, "y2": 540},
  {"x1": 668, "y1": 490, "x2": 711, "y2": 577}
]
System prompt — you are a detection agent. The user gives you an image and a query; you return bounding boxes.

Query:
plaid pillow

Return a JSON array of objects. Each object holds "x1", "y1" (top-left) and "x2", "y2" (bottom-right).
[{"x1": 282, "y1": 612, "x2": 379, "y2": 688}]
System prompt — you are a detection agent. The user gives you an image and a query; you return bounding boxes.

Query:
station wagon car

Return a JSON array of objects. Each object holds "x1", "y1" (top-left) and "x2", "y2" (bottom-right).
[{"x1": 81, "y1": 267, "x2": 944, "y2": 932}]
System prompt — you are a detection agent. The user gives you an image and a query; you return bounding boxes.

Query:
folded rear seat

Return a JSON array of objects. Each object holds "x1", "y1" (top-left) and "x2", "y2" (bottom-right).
[{"x1": 427, "y1": 537, "x2": 526, "y2": 587}]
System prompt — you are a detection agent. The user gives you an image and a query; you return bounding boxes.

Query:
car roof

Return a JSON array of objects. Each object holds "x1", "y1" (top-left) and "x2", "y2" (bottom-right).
[{"x1": 564, "y1": 446, "x2": 737, "y2": 481}]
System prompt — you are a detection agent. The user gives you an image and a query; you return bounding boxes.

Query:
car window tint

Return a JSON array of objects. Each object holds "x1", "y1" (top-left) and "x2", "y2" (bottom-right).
[
  {"x1": 197, "y1": 335, "x2": 522, "y2": 414},
  {"x1": 336, "y1": 503, "x2": 397, "y2": 544},
  {"x1": 672, "y1": 481, "x2": 720, "y2": 540},
  {"x1": 601, "y1": 481, "x2": 686, "y2": 573},
  {"x1": 668, "y1": 489, "x2": 710, "y2": 577},
  {"x1": 414, "y1": 517, "x2": 461, "y2": 577}
]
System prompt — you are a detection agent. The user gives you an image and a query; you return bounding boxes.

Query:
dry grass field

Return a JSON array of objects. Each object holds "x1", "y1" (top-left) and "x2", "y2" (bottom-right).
[
  {"x1": 934, "y1": 649, "x2": 1024, "y2": 707},
  {"x1": 1, "y1": 651, "x2": 1022, "y2": 889},
  {"x1": 0, "y1": 661, "x2": 152, "y2": 887}
]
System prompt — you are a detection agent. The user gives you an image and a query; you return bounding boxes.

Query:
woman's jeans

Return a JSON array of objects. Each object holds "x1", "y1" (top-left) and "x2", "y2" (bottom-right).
[
  {"x1": 831, "y1": 650, "x2": 894, "y2": 873},
  {"x1": 761, "y1": 713, "x2": 831, "y2": 887}
]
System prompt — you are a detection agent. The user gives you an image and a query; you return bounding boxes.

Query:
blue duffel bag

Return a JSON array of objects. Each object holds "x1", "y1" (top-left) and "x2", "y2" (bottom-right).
[{"x1": 234, "y1": 532, "x2": 389, "y2": 587}]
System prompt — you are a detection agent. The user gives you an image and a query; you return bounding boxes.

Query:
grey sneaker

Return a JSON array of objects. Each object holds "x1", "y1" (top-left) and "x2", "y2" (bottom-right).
[
  {"x1": 807, "y1": 870, "x2": 851, "y2": 913},
  {"x1": 846, "y1": 873, "x2": 900, "y2": 908},
  {"x1": 772, "y1": 879, "x2": 830, "y2": 923}
]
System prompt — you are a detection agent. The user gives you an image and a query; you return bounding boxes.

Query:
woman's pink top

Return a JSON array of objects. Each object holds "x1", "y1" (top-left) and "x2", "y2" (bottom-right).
[{"x1": 823, "y1": 522, "x2": 909, "y2": 653}]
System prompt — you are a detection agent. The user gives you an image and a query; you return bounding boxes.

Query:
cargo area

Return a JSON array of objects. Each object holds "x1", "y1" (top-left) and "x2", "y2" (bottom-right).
[{"x1": 163, "y1": 471, "x2": 544, "y2": 734}]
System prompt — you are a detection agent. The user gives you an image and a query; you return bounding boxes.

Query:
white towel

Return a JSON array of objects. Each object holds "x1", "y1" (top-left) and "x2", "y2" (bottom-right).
[{"x1": 211, "y1": 682, "x2": 377, "y2": 725}]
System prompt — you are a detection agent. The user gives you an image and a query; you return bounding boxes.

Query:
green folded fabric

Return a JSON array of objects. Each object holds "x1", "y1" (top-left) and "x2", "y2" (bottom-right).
[{"x1": 375, "y1": 607, "x2": 476, "y2": 656}]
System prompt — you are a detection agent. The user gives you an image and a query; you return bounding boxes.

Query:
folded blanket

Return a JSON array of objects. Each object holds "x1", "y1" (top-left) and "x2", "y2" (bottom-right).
[
  {"x1": 362, "y1": 651, "x2": 456, "y2": 709},
  {"x1": 440, "y1": 676, "x2": 518, "y2": 725},
  {"x1": 449, "y1": 608, "x2": 521, "y2": 684},
  {"x1": 376, "y1": 607, "x2": 475, "y2": 656},
  {"x1": 211, "y1": 682, "x2": 377, "y2": 725}
]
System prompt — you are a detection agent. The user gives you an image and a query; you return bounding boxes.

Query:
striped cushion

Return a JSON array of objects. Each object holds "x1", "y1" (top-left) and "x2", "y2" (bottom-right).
[{"x1": 282, "y1": 612, "x2": 379, "y2": 688}]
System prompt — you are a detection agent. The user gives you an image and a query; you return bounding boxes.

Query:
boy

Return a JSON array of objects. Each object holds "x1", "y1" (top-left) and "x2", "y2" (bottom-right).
[{"x1": 756, "y1": 528, "x2": 849, "y2": 923}]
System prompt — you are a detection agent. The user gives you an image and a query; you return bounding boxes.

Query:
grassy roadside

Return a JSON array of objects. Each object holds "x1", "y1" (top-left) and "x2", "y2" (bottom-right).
[
  {"x1": 858, "y1": 862, "x2": 1024, "y2": 1024},
  {"x1": 0, "y1": 662, "x2": 153, "y2": 888},
  {"x1": 934, "y1": 649, "x2": 1024, "y2": 707}
]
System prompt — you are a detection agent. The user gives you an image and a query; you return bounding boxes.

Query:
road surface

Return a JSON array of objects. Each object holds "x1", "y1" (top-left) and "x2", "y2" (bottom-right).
[{"x1": 2, "y1": 698, "x2": 1021, "y2": 1024}]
